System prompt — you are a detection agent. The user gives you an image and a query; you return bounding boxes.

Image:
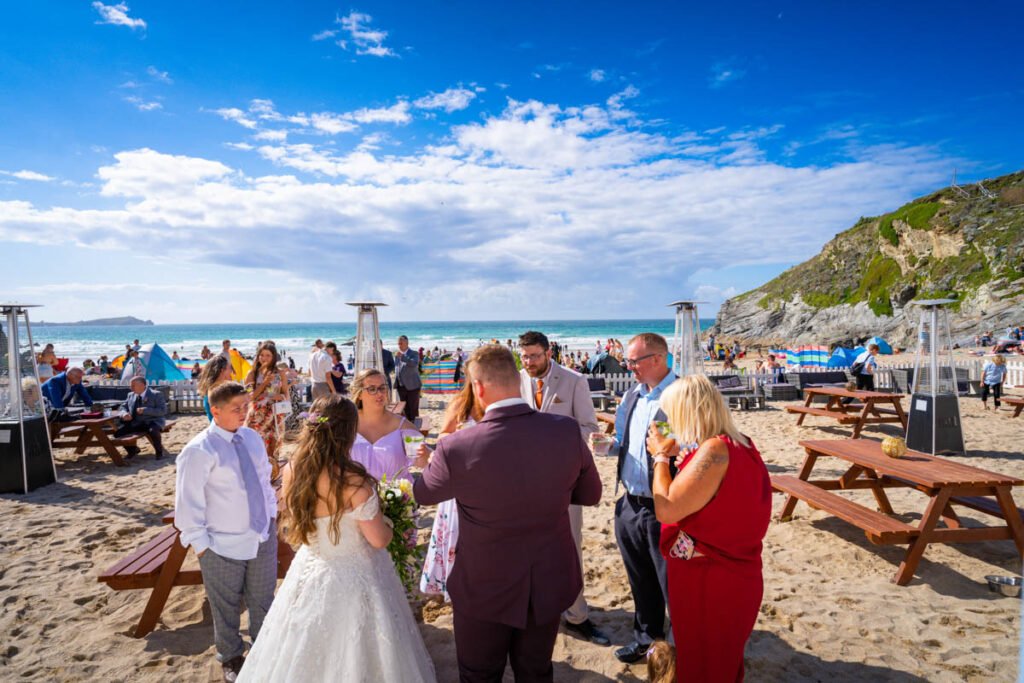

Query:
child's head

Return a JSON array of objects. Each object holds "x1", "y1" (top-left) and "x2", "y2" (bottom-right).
[{"x1": 646, "y1": 641, "x2": 675, "y2": 683}]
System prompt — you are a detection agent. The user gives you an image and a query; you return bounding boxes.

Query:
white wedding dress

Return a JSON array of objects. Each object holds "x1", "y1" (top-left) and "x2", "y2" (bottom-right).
[{"x1": 238, "y1": 492, "x2": 436, "y2": 683}]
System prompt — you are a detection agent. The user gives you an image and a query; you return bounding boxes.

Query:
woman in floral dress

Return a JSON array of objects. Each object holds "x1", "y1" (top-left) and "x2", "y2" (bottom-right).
[
  {"x1": 419, "y1": 370, "x2": 483, "y2": 600},
  {"x1": 244, "y1": 342, "x2": 291, "y2": 482}
]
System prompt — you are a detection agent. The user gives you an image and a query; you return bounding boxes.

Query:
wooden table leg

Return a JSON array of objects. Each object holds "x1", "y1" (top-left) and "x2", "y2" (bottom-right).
[
  {"x1": 994, "y1": 486, "x2": 1024, "y2": 558},
  {"x1": 795, "y1": 392, "x2": 814, "y2": 426},
  {"x1": 892, "y1": 397, "x2": 909, "y2": 430},
  {"x1": 134, "y1": 535, "x2": 189, "y2": 637},
  {"x1": 73, "y1": 425, "x2": 94, "y2": 455},
  {"x1": 1014, "y1": 404, "x2": 1023, "y2": 418},
  {"x1": 940, "y1": 502, "x2": 961, "y2": 529},
  {"x1": 852, "y1": 399, "x2": 874, "y2": 439},
  {"x1": 780, "y1": 450, "x2": 819, "y2": 521},
  {"x1": 862, "y1": 469, "x2": 895, "y2": 515},
  {"x1": 893, "y1": 488, "x2": 952, "y2": 586},
  {"x1": 91, "y1": 424, "x2": 126, "y2": 467}
]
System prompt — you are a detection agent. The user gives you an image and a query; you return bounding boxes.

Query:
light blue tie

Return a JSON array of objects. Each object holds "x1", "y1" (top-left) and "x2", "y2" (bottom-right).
[{"x1": 232, "y1": 433, "x2": 268, "y2": 534}]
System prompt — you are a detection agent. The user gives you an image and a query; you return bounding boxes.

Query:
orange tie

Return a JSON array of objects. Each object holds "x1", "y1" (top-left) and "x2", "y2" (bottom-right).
[{"x1": 535, "y1": 379, "x2": 544, "y2": 409}]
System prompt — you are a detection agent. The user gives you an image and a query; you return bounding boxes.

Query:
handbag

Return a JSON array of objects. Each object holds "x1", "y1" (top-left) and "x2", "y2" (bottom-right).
[
  {"x1": 273, "y1": 399, "x2": 292, "y2": 415},
  {"x1": 850, "y1": 360, "x2": 865, "y2": 375}
]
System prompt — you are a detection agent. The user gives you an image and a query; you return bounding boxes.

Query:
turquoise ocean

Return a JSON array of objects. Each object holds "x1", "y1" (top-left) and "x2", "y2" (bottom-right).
[{"x1": 34, "y1": 319, "x2": 714, "y2": 364}]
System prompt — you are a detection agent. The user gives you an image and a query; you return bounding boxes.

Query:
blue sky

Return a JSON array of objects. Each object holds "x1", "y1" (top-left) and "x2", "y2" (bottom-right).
[{"x1": 1, "y1": 1, "x2": 1021, "y2": 323}]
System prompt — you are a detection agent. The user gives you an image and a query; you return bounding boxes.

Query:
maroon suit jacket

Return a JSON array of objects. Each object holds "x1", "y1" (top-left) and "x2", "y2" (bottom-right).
[{"x1": 414, "y1": 401, "x2": 602, "y2": 628}]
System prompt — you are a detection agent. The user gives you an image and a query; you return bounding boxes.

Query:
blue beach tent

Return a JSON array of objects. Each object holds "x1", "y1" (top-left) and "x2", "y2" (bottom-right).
[
  {"x1": 864, "y1": 336, "x2": 893, "y2": 354},
  {"x1": 138, "y1": 343, "x2": 187, "y2": 382},
  {"x1": 828, "y1": 346, "x2": 865, "y2": 368}
]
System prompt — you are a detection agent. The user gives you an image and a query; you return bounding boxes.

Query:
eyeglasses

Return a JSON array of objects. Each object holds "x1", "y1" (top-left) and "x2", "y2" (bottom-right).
[
  {"x1": 520, "y1": 352, "x2": 546, "y2": 362},
  {"x1": 362, "y1": 385, "x2": 388, "y2": 395},
  {"x1": 624, "y1": 353, "x2": 659, "y2": 368}
]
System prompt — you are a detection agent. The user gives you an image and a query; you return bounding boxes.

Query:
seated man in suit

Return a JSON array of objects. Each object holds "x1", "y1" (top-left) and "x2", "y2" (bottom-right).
[
  {"x1": 41, "y1": 367, "x2": 94, "y2": 411},
  {"x1": 116, "y1": 377, "x2": 169, "y2": 459}
]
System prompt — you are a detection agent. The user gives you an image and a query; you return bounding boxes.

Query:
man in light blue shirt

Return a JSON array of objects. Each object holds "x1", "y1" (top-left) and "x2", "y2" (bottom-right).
[{"x1": 610, "y1": 333, "x2": 677, "y2": 663}]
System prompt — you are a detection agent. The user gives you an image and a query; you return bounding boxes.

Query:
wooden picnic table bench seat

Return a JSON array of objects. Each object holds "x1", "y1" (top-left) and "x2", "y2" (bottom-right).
[
  {"x1": 785, "y1": 405, "x2": 861, "y2": 423},
  {"x1": 951, "y1": 495, "x2": 1024, "y2": 522},
  {"x1": 99, "y1": 511, "x2": 294, "y2": 637},
  {"x1": 1004, "y1": 397, "x2": 1024, "y2": 417},
  {"x1": 772, "y1": 475, "x2": 919, "y2": 544}
]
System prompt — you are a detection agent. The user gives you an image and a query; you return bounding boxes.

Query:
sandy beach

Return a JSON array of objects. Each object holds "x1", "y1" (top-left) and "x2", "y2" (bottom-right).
[{"x1": 1, "y1": 377, "x2": 1022, "y2": 682}]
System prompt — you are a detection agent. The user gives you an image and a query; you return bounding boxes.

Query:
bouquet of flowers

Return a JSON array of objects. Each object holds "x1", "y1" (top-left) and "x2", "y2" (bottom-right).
[{"x1": 378, "y1": 474, "x2": 424, "y2": 594}]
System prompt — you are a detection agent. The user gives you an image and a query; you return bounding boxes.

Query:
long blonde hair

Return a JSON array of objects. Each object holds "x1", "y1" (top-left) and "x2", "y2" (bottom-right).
[
  {"x1": 282, "y1": 395, "x2": 368, "y2": 546},
  {"x1": 348, "y1": 368, "x2": 386, "y2": 410},
  {"x1": 646, "y1": 641, "x2": 676, "y2": 683},
  {"x1": 661, "y1": 375, "x2": 749, "y2": 448}
]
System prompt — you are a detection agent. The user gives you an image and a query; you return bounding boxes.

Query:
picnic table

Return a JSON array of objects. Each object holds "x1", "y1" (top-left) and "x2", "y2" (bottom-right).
[
  {"x1": 772, "y1": 439, "x2": 1024, "y2": 585},
  {"x1": 1004, "y1": 396, "x2": 1024, "y2": 417},
  {"x1": 785, "y1": 386, "x2": 908, "y2": 438},
  {"x1": 596, "y1": 411, "x2": 616, "y2": 435},
  {"x1": 49, "y1": 414, "x2": 176, "y2": 466},
  {"x1": 98, "y1": 512, "x2": 294, "y2": 637}
]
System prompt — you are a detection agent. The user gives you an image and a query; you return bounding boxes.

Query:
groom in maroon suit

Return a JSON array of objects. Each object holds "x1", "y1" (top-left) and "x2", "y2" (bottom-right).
[{"x1": 414, "y1": 345, "x2": 603, "y2": 683}]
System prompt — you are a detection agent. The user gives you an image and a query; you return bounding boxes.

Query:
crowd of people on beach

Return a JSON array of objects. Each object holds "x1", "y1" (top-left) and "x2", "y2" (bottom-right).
[
  {"x1": 162, "y1": 329, "x2": 773, "y2": 683},
  {"x1": 22, "y1": 320, "x2": 1024, "y2": 682}
]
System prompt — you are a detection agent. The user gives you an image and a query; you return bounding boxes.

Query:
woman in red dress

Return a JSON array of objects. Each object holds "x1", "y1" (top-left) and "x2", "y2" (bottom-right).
[{"x1": 646, "y1": 374, "x2": 771, "y2": 682}]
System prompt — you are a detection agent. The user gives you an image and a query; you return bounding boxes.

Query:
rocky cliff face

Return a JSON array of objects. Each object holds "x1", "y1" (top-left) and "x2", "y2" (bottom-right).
[{"x1": 712, "y1": 171, "x2": 1024, "y2": 348}]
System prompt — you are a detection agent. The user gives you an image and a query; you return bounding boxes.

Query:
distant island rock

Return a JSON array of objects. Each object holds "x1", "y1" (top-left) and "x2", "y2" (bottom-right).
[
  {"x1": 35, "y1": 316, "x2": 155, "y2": 327},
  {"x1": 712, "y1": 170, "x2": 1024, "y2": 348}
]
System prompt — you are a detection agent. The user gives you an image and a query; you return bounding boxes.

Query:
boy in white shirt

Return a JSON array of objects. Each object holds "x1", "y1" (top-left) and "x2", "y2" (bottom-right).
[{"x1": 175, "y1": 382, "x2": 277, "y2": 682}]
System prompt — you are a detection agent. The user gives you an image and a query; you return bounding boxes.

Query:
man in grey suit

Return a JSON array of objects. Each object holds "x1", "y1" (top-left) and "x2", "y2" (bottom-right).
[
  {"x1": 394, "y1": 335, "x2": 421, "y2": 422},
  {"x1": 115, "y1": 377, "x2": 169, "y2": 459},
  {"x1": 518, "y1": 330, "x2": 610, "y2": 647}
]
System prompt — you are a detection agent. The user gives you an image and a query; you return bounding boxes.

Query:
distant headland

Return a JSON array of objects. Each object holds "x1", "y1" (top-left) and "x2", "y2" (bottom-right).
[{"x1": 34, "y1": 316, "x2": 154, "y2": 327}]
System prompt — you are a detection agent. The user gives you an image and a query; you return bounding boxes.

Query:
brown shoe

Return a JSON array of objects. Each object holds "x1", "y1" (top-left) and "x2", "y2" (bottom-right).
[{"x1": 222, "y1": 655, "x2": 244, "y2": 682}]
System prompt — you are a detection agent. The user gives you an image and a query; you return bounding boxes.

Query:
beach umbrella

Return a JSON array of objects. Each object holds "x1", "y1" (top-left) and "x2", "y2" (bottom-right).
[
  {"x1": 827, "y1": 346, "x2": 865, "y2": 368},
  {"x1": 864, "y1": 336, "x2": 893, "y2": 354}
]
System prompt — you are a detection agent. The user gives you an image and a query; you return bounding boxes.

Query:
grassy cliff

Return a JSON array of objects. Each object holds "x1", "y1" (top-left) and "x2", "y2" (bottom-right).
[{"x1": 733, "y1": 170, "x2": 1024, "y2": 318}]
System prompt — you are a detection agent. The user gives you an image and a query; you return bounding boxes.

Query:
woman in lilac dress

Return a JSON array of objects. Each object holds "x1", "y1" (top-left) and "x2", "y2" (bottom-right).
[{"x1": 349, "y1": 369, "x2": 427, "y2": 483}]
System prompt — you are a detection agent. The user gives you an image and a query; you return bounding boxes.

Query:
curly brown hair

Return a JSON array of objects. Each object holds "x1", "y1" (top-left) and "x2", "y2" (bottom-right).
[{"x1": 282, "y1": 394, "x2": 369, "y2": 546}]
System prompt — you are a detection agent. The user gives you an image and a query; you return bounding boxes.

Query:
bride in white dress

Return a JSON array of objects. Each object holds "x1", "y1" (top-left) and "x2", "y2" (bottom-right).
[{"x1": 238, "y1": 395, "x2": 436, "y2": 683}]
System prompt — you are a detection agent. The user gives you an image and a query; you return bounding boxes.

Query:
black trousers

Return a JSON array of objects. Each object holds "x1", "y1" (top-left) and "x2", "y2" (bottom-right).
[
  {"x1": 396, "y1": 386, "x2": 420, "y2": 421},
  {"x1": 453, "y1": 607, "x2": 560, "y2": 683},
  {"x1": 614, "y1": 493, "x2": 670, "y2": 645},
  {"x1": 855, "y1": 374, "x2": 875, "y2": 391},
  {"x1": 981, "y1": 382, "x2": 1003, "y2": 407},
  {"x1": 115, "y1": 421, "x2": 163, "y2": 453}
]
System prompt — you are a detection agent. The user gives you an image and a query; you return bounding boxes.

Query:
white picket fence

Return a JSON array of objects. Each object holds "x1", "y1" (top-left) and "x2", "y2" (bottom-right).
[{"x1": 86, "y1": 378, "x2": 313, "y2": 414}]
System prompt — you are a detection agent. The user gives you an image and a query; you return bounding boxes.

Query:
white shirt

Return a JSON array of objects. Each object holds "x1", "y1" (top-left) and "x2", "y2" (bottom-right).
[
  {"x1": 174, "y1": 422, "x2": 277, "y2": 560},
  {"x1": 484, "y1": 397, "x2": 528, "y2": 414},
  {"x1": 218, "y1": 349, "x2": 232, "y2": 362},
  {"x1": 309, "y1": 348, "x2": 332, "y2": 383}
]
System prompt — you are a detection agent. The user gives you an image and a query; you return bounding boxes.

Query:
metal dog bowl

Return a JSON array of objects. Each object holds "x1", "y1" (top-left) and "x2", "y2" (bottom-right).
[{"x1": 985, "y1": 575, "x2": 1022, "y2": 597}]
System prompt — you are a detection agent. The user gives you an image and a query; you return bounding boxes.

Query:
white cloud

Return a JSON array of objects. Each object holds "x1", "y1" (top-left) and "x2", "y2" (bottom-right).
[
  {"x1": 124, "y1": 95, "x2": 162, "y2": 112},
  {"x1": 147, "y1": 66, "x2": 172, "y2": 84},
  {"x1": 254, "y1": 130, "x2": 288, "y2": 142},
  {"x1": 324, "y1": 11, "x2": 398, "y2": 58},
  {"x1": 588, "y1": 69, "x2": 606, "y2": 83},
  {"x1": 414, "y1": 87, "x2": 476, "y2": 113},
  {"x1": 309, "y1": 112, "x2": 358, "y2": 135},
  {"x1": 709, "y1": 60, "x2": 746, "y2": 88},
  {"x1": 1, "y1": 170, "x2": 54, "y2": 182},
  {"x1": 0, "y1": 95, "x2": 957, "y2": 320},
  {"x1": 211, "y1": 107, "x2": 258, "y2": 129},
  {"x1": 92, "y1": 2, "x2": 146, "y2": 30},
  {"x1": 346, "y1": 101, "x2": 411, "y2": 125}
]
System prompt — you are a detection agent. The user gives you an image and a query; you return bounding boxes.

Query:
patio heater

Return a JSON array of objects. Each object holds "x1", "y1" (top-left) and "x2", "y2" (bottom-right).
[
  {"x1": 346, "y1": 302, "x2": 386, "y2": 376},
  {"x1": 0, "y1": 304, "x2": 57, "y2": 493},
  {"x1": 668, "y1": 300, "x2": 706, "y2": 376},
  {"x1": 905, "y1": 299, "x2": 965, "y2": 455}
]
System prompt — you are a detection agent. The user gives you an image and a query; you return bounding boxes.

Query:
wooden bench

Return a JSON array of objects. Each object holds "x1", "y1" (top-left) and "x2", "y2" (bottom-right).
[
  {"x1": 772, "y1": 474, "x2": 919, "y2": 544},
  {"x1": 111, "y1": 420, "x2": 177, "y2": 455},
  {"x1": 951, "y1": 495, "x2": 1024, "y2": 522},
  {"x1": 1004, "y1": 397, "x2": 1024, "y2": 417},
  {"x1": 786, "y1": 405, "x2": 861, "y2": 423},
  {"x1": 98, "y1": 514, "x2": 294, "y2": 637}
]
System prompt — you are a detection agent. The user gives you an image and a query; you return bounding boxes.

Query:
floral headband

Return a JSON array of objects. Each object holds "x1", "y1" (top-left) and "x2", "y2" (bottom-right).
[{"x1": 298, "y1": 411, "x2": 329, "y2": 425}]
